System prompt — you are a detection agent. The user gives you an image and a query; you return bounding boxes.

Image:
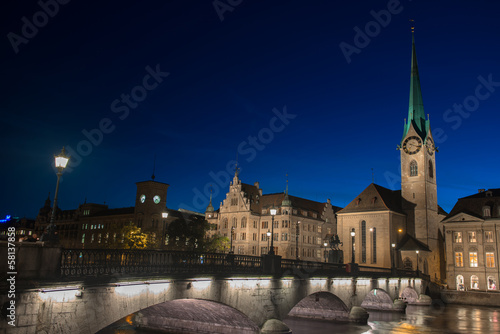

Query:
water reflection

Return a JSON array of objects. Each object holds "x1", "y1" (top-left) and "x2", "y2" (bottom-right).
[{"x1": 98, "y1": 304, "x2": 500, "y2": 334}]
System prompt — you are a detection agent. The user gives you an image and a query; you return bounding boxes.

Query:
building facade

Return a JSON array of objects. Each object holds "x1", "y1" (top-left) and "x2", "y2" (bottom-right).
[
  {"x1": 441, "y1": 189, "x2": 500, "y2": 291},
  {"x1": 35, "y1": 179, "x2": 200, "y2": 249},
  {"x1": 337, "y1": 33, "x2": 447, "y2": 282},
  {"x1": 205, "y1": 172, "x2": 339, "y2": 261}
]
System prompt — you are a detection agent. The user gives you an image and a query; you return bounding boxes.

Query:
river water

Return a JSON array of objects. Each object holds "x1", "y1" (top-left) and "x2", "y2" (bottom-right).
[{"x1": 98, "y1": 304, "x2": 500, "y2": 334}]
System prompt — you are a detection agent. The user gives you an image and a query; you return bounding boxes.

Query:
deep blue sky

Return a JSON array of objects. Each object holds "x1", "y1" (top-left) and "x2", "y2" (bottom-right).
[{"x1": 2, "y1": 0, "x2": 499, "y2": 220}]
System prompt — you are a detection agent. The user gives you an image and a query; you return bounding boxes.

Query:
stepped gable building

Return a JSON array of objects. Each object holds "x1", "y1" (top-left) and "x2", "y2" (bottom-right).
[
  {"x1": 441, "y1": 189, "x2": 500, "y2": 291},
  {"x1": 205, "y1": 171, "x2": 341, "y2": 261},
  {"x1": 35, "y1": 178, "x2": 202, "y2": 249},
  {"x1": 337, "y1": 32, "x2": 447, "y2": 282}
]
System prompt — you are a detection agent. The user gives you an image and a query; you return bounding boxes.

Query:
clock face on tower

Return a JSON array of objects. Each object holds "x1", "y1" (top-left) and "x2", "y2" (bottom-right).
[
  {"x1": 426, "y1": 138, "x2": 435, "y2": 155},
  {"x1": 402, "y1": 136, "x2": 422, "y2": 155},
  {"x1": 153, "y1": 195, "x2": 161, "y2": 204},
  {"x1": 140, "y1": 194, "x2": 146, "y2": 203}
]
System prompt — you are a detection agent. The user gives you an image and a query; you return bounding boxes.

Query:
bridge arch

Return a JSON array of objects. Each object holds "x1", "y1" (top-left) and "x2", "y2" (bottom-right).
[
  {"x1": 361, "y1": 288, "x2": 393, "y2": 310},
  {"x1": 288, "y1": 291, "x2": 350, "y2": 322},
  {"x1": 400, "y1": 286, "x2": 418, "y2": 303},
  {"x1": 134, "y1": 299, "x2": 260, "y2": 333}
]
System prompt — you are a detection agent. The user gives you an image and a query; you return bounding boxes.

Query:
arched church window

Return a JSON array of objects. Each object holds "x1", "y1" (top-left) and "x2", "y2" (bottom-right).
[
  {"x1": 241, "y1": 217, "x2": 247, "y2": 228},
  {"x1": 483, "y1": 206, "x2": 491, "y2": 217},
  {"x1": 232, "y1": 217, "x2": 237, "y2": 228},
  {"x1": 428, "y1": 160, "x2": 433, "y2": 178},
  {"x1": 410, "y1": 160, "x2": 418, "y2": 177},
  {"x1": 223, "y1": 218, "x2": 228, "y2": 229}
]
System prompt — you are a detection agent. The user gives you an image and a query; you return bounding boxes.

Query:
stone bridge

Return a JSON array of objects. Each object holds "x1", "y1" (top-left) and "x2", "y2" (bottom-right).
[{"x1": 0, "y1": 243, "x2": 433, "y2": 334}]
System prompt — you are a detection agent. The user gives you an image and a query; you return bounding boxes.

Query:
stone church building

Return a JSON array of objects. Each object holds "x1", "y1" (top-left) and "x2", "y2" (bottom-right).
[{"x1": 337, "y1": 33, "x2": 447, "y2": 282}]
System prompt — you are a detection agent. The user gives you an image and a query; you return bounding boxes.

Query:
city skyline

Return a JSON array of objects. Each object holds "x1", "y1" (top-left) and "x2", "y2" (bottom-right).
[{"x1": 2, "y1": 1, "x2": 499, "y2": 219}]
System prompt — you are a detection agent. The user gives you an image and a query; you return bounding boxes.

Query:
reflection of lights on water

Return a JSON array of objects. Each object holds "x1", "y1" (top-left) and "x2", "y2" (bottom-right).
[{"x1": 125, "y1": 314, "x2": 134, "y2": 325}]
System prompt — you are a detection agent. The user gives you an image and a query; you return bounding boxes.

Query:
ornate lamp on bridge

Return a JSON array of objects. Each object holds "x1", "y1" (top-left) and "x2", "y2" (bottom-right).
[
  {"x1": 323, "y1": 241, "x2": 328, "y2": 263},
  {"x1": 350, "y1": 228, "x2": 356, "y2": 263},
  {"x1": 416, "y1": 250, "x2": 419, "y2": 273},
  {"x1": 266, "y1": 230, "x2": 271, "y2": 253},
  {"x1": 269, "y1": 206, "x2": 277, "y2": 255},
  {"x1": 229, "y1": 226, "x2": 235, "y2": 254},
  {"x1": 41, "y1": 147, "x2": 69, "y2": 244}
]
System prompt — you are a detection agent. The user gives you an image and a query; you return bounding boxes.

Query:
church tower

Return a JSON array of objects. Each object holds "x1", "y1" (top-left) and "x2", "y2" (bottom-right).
[{"x1": 399, "y1": 31, "x2": 438, "y2": 247}]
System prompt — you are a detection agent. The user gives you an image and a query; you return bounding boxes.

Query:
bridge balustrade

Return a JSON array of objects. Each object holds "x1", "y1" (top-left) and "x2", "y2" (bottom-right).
[{"x1": 60, "y1": 249, "x2": 263, "y2": 277}]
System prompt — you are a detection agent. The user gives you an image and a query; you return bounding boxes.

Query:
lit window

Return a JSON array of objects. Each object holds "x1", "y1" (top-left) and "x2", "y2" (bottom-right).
[
  {"x1": 485, "y1": 231, "x2": 494, "y2": 242},
  {"x1": 486, "y1": 252, "x2": 495, "y2": 268},
  {"x1": 488, "y1": 277, "x2": 496, "y2": 290},
  {"x1": 469, "y1": 252, "x2": 478, "y2": 267},
  {"x1": 455, "y1": 252, "x2": 463, "y2": 267},
  {"x1": 471, "y1": 275, "x2": 479, "y2": 289},
  {"x1": 81, "y1": 233, "x2": 85, "y2": 244},
  {"x1": 453, "y1": 232, "x2": 462, "y2": 243},
  {"x1": 468, "y1": 231, "x2": 477, "y2": 243},
  {"x1": 456, "y1": 275, "x2": 465, "y2": 291}
]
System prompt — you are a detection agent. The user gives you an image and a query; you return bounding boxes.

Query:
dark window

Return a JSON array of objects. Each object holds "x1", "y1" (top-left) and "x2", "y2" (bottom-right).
[
  {"x1": 410, "y1": 160, "x2": 418, "y2": 176},
  {"x1": 372, "y1": 228, "x2": 377, "y2": 263}
]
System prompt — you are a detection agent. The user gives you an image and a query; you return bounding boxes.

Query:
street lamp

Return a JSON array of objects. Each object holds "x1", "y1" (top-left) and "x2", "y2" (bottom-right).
[
  {"x1": 269, "y1": 206, "x2": 277, "y2": 255},
  {"x1": 416, "y1": 250, "x2": 419, "y2": 272},
  {"x1": 161, "y1": 212, "x2": 169, "y2": 248},
  {"x1": 267, "y1": 230, "x2": 271, "y2": 253},
  {"x1": 323, "y1": 241, "x2": 328, "y2": 263},
  {"x1": 350, "y1": 228, "x2": 356, "y2": 263},
  {"x1": 391, "y1": 243, "x2": 396, "y2": 269},
  {"x1": 229, "y1": 226, "x2": 235, "y2": 253},
  {"x1": 42, "y1": 147, "x2": 69, "y2": 243},
  {"x1": 296, "y1": 221, "x2": 301, "y2": 260}
]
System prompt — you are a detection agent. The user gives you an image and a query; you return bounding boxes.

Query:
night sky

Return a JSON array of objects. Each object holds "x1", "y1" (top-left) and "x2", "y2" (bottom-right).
[{"x1": 2, "y1": 0, "x2": 499, "y2": 220}]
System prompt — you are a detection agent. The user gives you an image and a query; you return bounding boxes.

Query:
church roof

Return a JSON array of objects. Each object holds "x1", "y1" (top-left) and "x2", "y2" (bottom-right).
[
  {"x1": 401, "y1": 32, "x2": 429, "y2": 144},
  {"x1": 445, "y1": 189, "x2": 500, "y2": 220},
  {"x1": 337, "y1": 183, "x2": 404, "y2": 215},
  {"x1": 396, "y1": 233, "x2": 431, "y2": 252}
]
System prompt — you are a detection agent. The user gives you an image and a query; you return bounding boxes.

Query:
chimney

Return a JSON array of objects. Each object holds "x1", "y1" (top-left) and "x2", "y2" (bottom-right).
[{"x1": 478, "y1": 189, "x2": 485, "y2": 193}]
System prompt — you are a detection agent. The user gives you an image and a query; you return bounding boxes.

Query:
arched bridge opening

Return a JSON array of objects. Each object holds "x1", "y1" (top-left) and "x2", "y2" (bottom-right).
[
  {"x1": 134, "y1": 299, "x2": 260, "y2": 334},
  {"x1": 288, "y1": 291, "x2": 350, "y2": 322}
]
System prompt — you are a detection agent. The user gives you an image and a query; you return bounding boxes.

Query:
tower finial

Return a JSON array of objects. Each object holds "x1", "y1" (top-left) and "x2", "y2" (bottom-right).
[
  {"x1": 206, "y1": 184, "x2": 215, "y2": 213},
  {"x1": 151, "y1": 154, "x2": 156, "y2": 181},
  {"x1": 410, "y1": 19, "x2": 415, "y2": 33},
  {"x1": 282, "y1": 172, "x2": 292, "y2": 207}
]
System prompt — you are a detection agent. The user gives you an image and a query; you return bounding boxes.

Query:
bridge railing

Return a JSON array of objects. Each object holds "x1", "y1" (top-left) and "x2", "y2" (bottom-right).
[
  {"x1": 59, "y1": 248, "x2": 424, "y2": 279},
  {"x1": 60, "y1": 249, "x2": 262, "y2": 277}
]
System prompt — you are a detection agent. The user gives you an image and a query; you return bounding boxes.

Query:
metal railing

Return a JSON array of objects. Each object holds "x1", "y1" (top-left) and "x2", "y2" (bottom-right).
[
  {"x1": 60, "y1": 248, "x2": 425, "y2": 279},
  {"x1": 60, "y1": 249, "x2": 261, "y2": 277}
]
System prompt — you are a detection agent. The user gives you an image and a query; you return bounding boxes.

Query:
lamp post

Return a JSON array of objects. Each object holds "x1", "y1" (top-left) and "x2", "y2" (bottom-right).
[
  {"x1": 269, "y1": 206, "x2": 277, "y2": 255},
  {"x1": 416, "y1": 250, "x2": 419, "y2": 273},
  {"x1": 323, "y1": 241, "x2": 328, "y2": 263},
  {"x1": 42, "y1": 147, "x2": 69, "y2": 243},
  {"x1": 229, "y1": 226, "x2": 235, "y2": 253},
  {"x1": 296, "y1": 221, "x2": 301, "y2": 260},
  {"x1": 267, "y1": 230, "x2": 271, "y2": 253},
  {"x1": 161, "y1": 212, "x2": 169, "y2": 248},
  {"x1": 391, "y1": 243, "x2": 396, "y2": 269},
  {"x1": 350, "y1": 228, "x2": 356, "y2": 263}
]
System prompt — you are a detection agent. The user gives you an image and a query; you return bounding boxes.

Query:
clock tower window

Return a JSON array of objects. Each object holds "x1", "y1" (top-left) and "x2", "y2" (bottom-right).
[
  {"x1": 410, "y1": 160, "x2": 418, "y2": 176},
  {"x1": 428, "y1": 160, "x2": 434, "y2": 178}
]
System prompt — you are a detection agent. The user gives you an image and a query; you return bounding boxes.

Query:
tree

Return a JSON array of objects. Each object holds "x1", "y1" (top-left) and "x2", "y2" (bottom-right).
[
  {"x1": 105, "y1": 222, "x2": 153, "y2": 249},
  {"x1": 204, "y1": 234, "x2": 230, "y2": 253}
]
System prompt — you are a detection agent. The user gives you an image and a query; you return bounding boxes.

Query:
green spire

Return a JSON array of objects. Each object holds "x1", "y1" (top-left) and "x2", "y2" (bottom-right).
[
  {"x1": 206, "y1": 186, "x2": 214, "y2": 213},
  {"x1": 401, "y1": 31, "x2": 428, "y2": 142},
  {"x1": 281, "y1": 174, "x2": 292, "y2": 207}
]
